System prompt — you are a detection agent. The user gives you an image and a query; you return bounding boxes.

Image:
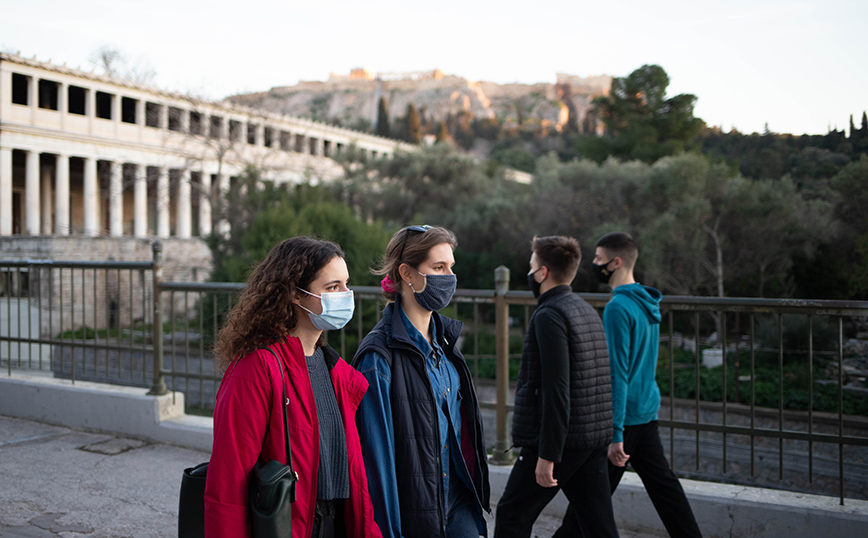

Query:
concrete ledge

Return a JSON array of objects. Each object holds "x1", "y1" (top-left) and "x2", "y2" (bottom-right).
[
  {"x1": 488, "y1": 464, "x2": 868, "y2": 537},
  {"x1": 3, "y1": 373, "x2": 867, "y2": 537},
  {"x1": 0, "y1": 373, "x2": 213, "y2": 452}
]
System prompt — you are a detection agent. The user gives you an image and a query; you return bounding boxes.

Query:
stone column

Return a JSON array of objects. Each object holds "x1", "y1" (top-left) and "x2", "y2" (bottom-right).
[
  {"x1": 199, "y1": 171, "x2": 212, "y2": 237},
  {"x1": 83, "y1": 157, "x2": 98, "y2": 236},
  {"x1": 112, "y1": 94, "x2": 121, "y2": 137},
  {"x1": 109, "y1": 161, "x2": 123, "y2": 236},
  {"x1": 134, "y1": 165, "x2": 147, "y2": 237},
  {"x1": 25, "y1": 150, "x2": 40, "y2": 235},
  {"x1": 156, "y1": 167, "x2": 170, "y2": 238},
  {"x1": 0, "y1": 148, "x2": 12, "y2": 235},
  {"x1": 29, "y1": 77, "x2": 37, "y2": 123},
  {"x1": 59, "y1": 82, "x2": 68, "y2": 130},
  {"x1": 216, "y1": 172, "x2": 230, "y2": 237},
  {"x1": 87, "y1": 88, "x2": 95, "y2": 134},
  {"x1": 55, "y1": 154, "x2": 70, "y2": 236},
  {"x1": 176, "y1": 169, "x2": 192, "y2": 238},
  {"x1": 316, "y1": 138, "x2": 325, "y2": 157},
  {"x1": 41, "y1": 159, "x2": 53, "y2": 235}
]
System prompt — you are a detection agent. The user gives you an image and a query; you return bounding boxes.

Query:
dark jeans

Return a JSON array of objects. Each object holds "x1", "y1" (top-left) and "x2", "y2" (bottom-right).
[
  {"x1": 553, "y1": 421, "x2": 702, "y2": 538},
  {"x1": 493, "y1": 446, "x2": 619, "y2": 538},
  {"x1": 310, "y1": 499, "x2": 346, "y2": 538}
]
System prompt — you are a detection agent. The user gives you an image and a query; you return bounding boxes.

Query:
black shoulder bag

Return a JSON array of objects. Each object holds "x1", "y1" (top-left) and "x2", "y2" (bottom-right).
[{"x1": 178, "y1": 347, "x2": 298, "y2": 538}]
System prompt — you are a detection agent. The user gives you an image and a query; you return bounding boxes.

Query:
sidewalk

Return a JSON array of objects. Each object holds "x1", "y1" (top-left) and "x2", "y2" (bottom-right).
[{"x1": 0, "y1": 414, "x2": 656, "y2": 537}]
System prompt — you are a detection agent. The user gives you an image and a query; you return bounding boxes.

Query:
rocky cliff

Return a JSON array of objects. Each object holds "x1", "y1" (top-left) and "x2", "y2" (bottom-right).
[{"x1": 224, "y1": 70, "x2": 611, "y2": 134}]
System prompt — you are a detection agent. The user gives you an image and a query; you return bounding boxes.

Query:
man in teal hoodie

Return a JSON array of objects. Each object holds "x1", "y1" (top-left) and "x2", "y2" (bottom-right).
[{"x1": 554, "y1": 232, "x2": 702, "y2": 538}]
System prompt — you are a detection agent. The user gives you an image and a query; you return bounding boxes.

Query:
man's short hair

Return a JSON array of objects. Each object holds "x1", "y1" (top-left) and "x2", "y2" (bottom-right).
[
  {"x1": 532, "y1": 235, "x2": 581, "y2": 284},
  {"x1": 596, "y1": 232, "x2": 638, "y2": 269}
]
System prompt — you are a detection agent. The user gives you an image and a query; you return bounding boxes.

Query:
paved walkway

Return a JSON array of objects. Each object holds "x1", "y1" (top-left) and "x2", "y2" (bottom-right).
[{"x1": 0, "y1": 414, "x2": 658, "y2": 538}]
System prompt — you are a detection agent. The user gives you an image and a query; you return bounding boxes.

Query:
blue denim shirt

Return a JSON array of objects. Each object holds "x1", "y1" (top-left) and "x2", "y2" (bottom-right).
[{"x1": 356, "y1": 304, "x2": 475, "y2": 538}]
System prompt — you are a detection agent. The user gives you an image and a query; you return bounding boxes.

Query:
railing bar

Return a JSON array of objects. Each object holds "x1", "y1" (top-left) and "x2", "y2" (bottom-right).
[
  {"x1": 104, "y1": 268, "x2": 109, "y2": 378},
  {"x1": 808, "y1": 314, "x2": 814, "y2": 484},
  {"x1": 127, "y1": 268, "x2": 133, "y2": 382},
  {"x1": 214, "y1": 292, "x2": 221, "y2": 403},
  {"x1": 71, "y1": 267, "x2": 77, "y2": 384},
  {"x1": 656, "y1": 421, "x2": 868, "y2": 445},
  {"x1": 142, "y1": 269, "x2": 148, "y2": 382},
  {"x1": 4, "y1": 271, "x2": 9, "y2": 374},
  {"x1": 473, "y1": 302, "x2": 480, "y2": 380},
  {"x1": 838, "y1": 316, "x2": 844, "y2": 506},
  {"x1": 48, "y1": 267, "x2": 53, "y2": 372},
  {"x1": 17, "y1": 267, "x2": 22, "y2": 367},
  {"x1": 199, "y1": 291, "x2": 205, "y2": 408},
  {"x1": 59, "y1": 268, "x2": 64, "y2": 380},
  {"x1": 750, "y1": 314, "x2": 756, "y2": 477},
  {"x1": 171, "y1": 290, "x2": 176, "y2": 397},
  {"x1": 184, "y1": 291, "x2": 191, "y2": 401},
  {"x1": 93, "y1": 267, "x2": 98, "y2": 377},
  {"x1": 778, "y1": 312, "x2": 784, "y2": 481},
  {"x1": 36, "y1": 265, "x2": 42, "y2": 370},
  {"x1": 695, "y1": 311, "x2": 700, "y2": 470},
  {"x1": 722, "y1": 311, "x2": 727, "y2": 473},
  {"x1": 669, "y1": 310, "x2": 675, "y2": 466}
]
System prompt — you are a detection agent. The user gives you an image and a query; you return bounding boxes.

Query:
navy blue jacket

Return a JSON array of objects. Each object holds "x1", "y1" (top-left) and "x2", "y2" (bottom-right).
[{"x1": 353, "y1": 297, "x2": 490, "y2": 538}]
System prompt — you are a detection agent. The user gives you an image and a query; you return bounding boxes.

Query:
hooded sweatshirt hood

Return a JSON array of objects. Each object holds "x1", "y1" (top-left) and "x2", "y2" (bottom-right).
[{"x1": 611, "y1": 284, "x2": 662, "y2": 325}]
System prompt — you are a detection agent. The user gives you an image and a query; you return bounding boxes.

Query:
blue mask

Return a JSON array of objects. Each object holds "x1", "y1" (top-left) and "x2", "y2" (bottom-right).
[
  {"x1": 410, "y1": 271, "x2": 457, "y2": 312},
  {"x1": 297, "y1": 289, "x2": 355, "y2": 331}
]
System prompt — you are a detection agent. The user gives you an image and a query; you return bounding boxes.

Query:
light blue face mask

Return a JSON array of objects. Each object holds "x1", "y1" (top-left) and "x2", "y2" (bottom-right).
[{"x1": 297, "y1": 289, "x2": 355, "y2": 331}]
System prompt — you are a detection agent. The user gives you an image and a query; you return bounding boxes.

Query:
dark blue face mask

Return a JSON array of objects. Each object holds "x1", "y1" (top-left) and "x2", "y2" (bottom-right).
[{"x1": 410, "y1": 270, "x2": 457, "y2": 312}]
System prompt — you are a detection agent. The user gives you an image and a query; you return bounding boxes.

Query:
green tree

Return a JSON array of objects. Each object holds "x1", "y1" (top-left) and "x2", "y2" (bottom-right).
[
  {"x1": 376, "y1": 97, "x2": 391, "y2": 138},
  {"x1": 591, "y1": 64, "x2": 703, "y2": 163},
  {"x1": 405, "y1": 103, "x2": 422, "y2": 144},
  {"x1": 436, "y1": 121, "x2": 449, "y2": 143},
  {"x1": 640, "y1": 155, "x2": 833, "y2": 297}
]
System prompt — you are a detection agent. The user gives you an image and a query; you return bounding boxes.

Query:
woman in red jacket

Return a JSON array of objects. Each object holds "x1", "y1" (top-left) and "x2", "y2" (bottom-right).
[{"x1": 204, "y1": 236, "x2": 382, "y2": 538}]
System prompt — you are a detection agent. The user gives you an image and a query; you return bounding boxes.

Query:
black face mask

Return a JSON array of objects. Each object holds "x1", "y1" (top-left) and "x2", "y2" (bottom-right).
[
  {"x1": 527, "y1": 267, "x2": 543, "y2": 298},
  {"x1": 592, "y1": 259, "x2": 616, "y2": 284}
]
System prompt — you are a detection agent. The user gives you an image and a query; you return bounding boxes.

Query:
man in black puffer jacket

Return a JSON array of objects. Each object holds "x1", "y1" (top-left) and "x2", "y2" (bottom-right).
[{"x1": 494, "y1": 235, "x2": 619, "y2": 538}]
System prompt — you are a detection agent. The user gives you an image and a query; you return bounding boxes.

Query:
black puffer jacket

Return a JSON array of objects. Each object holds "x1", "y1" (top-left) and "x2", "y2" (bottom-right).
[
  {"x1": 511, "y1": 285, "x2": 613, "y2": 456},
  {"x1": 353, "y1": 296, "x2": 490, "y2": 538}
]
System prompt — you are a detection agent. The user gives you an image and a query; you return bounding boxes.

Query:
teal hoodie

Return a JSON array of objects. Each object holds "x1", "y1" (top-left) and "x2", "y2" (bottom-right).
[{"x1": 603, "y1": 283, "x2": 662, "y2": 443}]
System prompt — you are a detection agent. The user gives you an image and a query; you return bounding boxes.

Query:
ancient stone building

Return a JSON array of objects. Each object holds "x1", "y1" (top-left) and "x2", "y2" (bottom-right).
[{"x1": 0, "y1": 52, "x2": 407, "y2": 242}]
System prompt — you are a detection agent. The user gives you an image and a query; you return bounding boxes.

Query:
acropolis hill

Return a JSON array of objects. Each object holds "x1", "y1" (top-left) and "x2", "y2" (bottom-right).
[{"x1": 226, "y1": 68, "x2": 613, "y2": 133}]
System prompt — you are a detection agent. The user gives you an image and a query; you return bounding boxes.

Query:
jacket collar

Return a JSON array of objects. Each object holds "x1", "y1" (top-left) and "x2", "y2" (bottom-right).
[
  {"x1": 383, "y1": 294, "x2": 461, "y2": 354},
  {"x1": 537, "y1": 284, "x2": 572, "y2": 306}
]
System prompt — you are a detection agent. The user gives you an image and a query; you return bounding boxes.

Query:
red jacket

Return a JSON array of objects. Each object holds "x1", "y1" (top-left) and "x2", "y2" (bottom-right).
[{"x1": 204, "y1": 337, "x2": 382, "y2": 538}]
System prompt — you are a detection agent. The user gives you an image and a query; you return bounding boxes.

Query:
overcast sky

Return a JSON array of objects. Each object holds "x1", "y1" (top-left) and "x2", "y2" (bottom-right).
[{"x1": 2, "y1": 0, "x2": 866, "y2": 136}]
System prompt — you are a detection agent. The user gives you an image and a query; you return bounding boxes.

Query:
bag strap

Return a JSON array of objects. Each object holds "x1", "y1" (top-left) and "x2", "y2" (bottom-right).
[{"x1": 260, "y1": 346, "x2": 294, "y2": 476}]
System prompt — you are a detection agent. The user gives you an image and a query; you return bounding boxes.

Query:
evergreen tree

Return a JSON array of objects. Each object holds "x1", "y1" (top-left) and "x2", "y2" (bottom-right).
[
  {"x1": 850, "y1": 114, "x2": 856, "y2": 139},
  {"x1": 376, "y1": 97, "x2": 391, "y2": 138},
  {"x1": 436, "y1": 121, "x2": 449, "y2": 143},
  {"x1": 406, "y1": 103, "x2": 422, "y2": 144}
]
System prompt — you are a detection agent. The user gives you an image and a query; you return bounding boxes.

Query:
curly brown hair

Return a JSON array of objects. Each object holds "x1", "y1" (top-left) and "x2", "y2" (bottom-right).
[
  {"x1": 373, "y1": 225, "x2": 457, "y2": 302},
  {"x1": 213, "y1": 236, "x2": 345, "y2": 371}
]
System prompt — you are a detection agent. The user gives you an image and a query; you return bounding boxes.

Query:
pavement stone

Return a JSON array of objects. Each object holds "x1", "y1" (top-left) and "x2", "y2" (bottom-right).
[{"x1": 0, "y1": 414, "x2": 656, "y2": 537}]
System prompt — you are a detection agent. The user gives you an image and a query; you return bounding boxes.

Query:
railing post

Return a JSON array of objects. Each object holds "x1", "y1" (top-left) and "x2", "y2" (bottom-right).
[
  {"x1": 147, "y1": 241, "x2": 168, "y2": 396},
  {"x1": 491, "y1": 265, "x2": 515, "y2": 464}
]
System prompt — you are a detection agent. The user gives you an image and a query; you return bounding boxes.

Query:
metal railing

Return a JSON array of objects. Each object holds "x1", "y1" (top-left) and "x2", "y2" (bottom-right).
[{"x1": 3, "y1": 244, "x2": 868, "y2": 504}]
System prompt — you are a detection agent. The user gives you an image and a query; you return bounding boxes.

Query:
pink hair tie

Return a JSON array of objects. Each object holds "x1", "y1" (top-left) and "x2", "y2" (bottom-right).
[{"x1": 381, "y1": 275, "x2": 398, "y2": 293}]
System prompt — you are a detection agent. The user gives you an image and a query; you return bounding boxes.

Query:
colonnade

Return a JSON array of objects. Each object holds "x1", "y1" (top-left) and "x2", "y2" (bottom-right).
[{"x1": 0, "y1": 147, "x2": 223, "y2": 238}]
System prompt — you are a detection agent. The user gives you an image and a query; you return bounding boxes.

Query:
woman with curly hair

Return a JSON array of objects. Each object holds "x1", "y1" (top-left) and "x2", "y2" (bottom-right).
[
  {"x1": 205, "y1": 236, "x2": 382, "y2": 538},
  {"x1": 353, "y1": 225, "x2": 490, "y2": 538}
]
